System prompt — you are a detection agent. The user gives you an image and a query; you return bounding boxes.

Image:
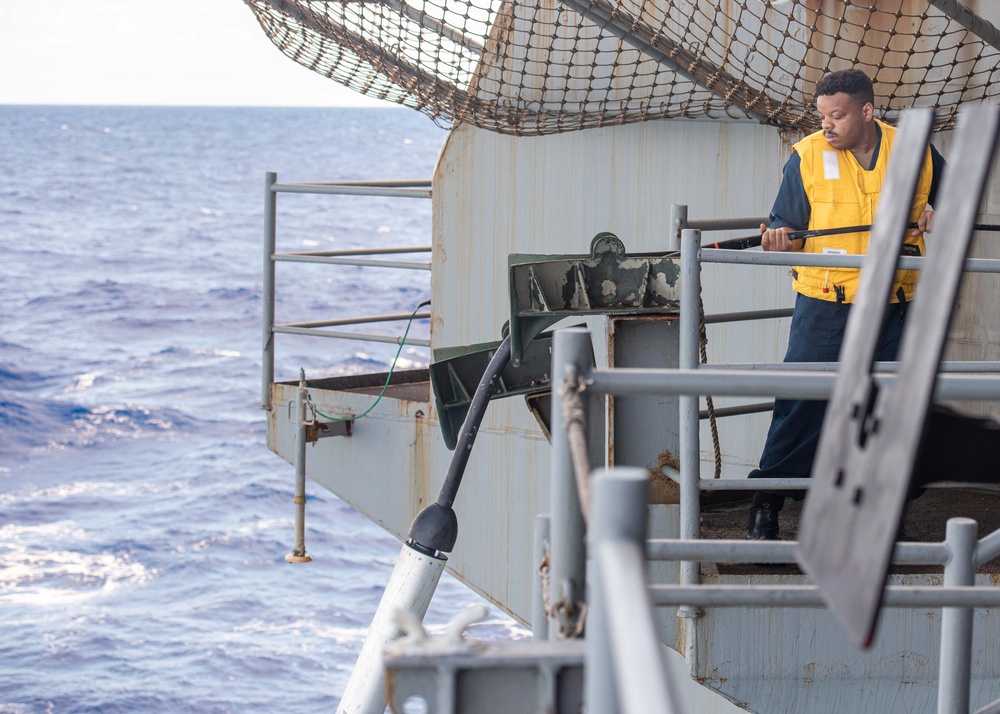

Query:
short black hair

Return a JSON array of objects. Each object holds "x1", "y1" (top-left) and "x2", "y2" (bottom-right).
[{"x1": 815, "y1": 69, "x2": 875, "y2": 108}]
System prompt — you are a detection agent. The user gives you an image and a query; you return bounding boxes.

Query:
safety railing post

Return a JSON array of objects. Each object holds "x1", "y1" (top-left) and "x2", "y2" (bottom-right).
[
  {"x1": 589, "y1": 467, "x2": 681, "y2": 714},
  {"x1": 549, "y1": 327, "x2": 592, "y2": 639},
  {"x1": 669, "y1": 204, "x2": 687, "y2": 253},
  {"x1": 678, "y1": 227, "x2": 703, "y2": 671},
  {"x1": 937, "y1": 517, "x2": 978, "y2": 714},
  {"x1": 585, "y1": 465, "x2": 622, "y2": 714},
  {"x1": 262, "y1": 172, "x2": 277, "y2": 411}
]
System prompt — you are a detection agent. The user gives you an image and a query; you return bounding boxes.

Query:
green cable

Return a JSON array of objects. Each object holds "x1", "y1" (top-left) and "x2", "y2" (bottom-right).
[{"x1": 306, "y1": 299, "x2": 430, "y2": 422}]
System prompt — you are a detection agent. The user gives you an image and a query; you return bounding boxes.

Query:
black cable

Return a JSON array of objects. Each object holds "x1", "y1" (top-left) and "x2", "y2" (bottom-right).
[{"x1": 703, "y1": 222, "x2": 1000, "y2": 251}]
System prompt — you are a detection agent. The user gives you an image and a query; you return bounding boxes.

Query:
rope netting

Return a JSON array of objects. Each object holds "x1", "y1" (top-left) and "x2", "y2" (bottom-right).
[{"x1": 243, "y1": 0, "x2": 1000, "y2": 135}]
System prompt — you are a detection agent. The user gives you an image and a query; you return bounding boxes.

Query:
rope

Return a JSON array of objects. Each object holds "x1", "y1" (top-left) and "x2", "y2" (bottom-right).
[
  {"x1": 559, "y1": 370, "x2": 592, "y2": 526},
  {"x1": 537, "y1": 543, "x2": 587, "y2": 639},
  {"x1": 307, "y1": 299, "x2": 429, "y2": 423},
  {"x1": 698, "y1": 289, "x2": 723, "y2": 480}
]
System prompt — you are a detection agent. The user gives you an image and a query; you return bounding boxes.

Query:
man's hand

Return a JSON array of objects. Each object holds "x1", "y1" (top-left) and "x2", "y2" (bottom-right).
[
  {"x1": 760, "y1": 223, "x2": 802, "y2": 252},
  {"x1": 914, "y1": 209, "x2": 935, "y2": 236}
]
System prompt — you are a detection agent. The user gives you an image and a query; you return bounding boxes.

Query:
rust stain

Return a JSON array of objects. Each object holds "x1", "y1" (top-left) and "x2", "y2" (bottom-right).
[
  {"x1": 649, "y1": 448, "x2": 681, "y2": 505},
  {"x1": 384, "y1": 671, "x2": 398, "y2": 711},
  {"x1": 693, "y1": 667, "x2": 728, "y2": 685},
  {"x1": 411, "y1": 401, "x2": 433, "y2": 513},
  {"x1": 265, "y1": 404, "x2": 279, "y2": 454},
  {"x1": 990, "y1": 572, "x2": 1000, "y2": 586},
  {"x1": 779, "y1": 126, "x2": 806, "y2": 154}
]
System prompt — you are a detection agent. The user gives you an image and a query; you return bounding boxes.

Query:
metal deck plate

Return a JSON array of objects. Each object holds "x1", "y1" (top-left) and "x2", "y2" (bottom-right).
[{"x1": 798, "y1": 105, "x2": 1000, "y2": 647}]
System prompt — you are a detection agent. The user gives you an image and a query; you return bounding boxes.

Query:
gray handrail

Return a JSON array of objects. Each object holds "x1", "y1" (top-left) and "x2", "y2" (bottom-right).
[
  {"x1": 261, "y1": 172, "x2": 433, "y2": 409},
  {"x1": 551, "y1": 207, "x2": 1000, "y2": 714}
]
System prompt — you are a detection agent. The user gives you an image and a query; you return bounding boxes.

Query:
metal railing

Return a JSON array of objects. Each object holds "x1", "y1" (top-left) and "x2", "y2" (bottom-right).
[
  {"x1": 260, "y1": 172, "x2": 433, "y2": 409},
  {"x1": 587, "y1": 466, "x2": 998, "y2": 714},
  {"x1": 546, "y1": 210, "x2": 1000, "y2": 714},
  {"x1": 553, "y1": 323, "x2": 1000, "y2": 714}
]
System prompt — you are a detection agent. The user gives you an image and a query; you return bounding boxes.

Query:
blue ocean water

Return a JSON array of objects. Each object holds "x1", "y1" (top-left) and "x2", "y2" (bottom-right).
[{"x1": 0, "y1": 105, "x2": 523, "y2": 712}]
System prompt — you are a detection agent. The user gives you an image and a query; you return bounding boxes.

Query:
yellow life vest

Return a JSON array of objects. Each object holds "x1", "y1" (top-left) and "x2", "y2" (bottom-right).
[{"x1": 792, "y1": 119, "x2": 933, "y2": 303}]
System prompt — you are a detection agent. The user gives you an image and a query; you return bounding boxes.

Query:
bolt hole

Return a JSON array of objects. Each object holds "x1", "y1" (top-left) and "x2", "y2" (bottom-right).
[
  {"x1": 852, "y1": 487, "x2": 864, "y2": 506},
  {"x1": 834, "y1": 470, "x2": 845, "y2": 488}
]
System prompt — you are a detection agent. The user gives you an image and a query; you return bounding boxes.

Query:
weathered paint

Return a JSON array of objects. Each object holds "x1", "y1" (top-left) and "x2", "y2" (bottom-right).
[
  {"x1": 433, "y1": 119, "x2": 796, "y2": 483},
  {"x1": 696, "y1": 571, "x2": 1000, "y2": 713},
  {"x1": 652, "y1": 448, "x2": 681, "y2": 505},
  {"x1": 269, "y1": 380, "x2": 550, "y2": 624}
]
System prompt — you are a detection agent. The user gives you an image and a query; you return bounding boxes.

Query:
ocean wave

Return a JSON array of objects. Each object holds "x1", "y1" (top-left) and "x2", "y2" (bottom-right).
[
  {"x1": 0, "y1": 479, "x2": 188, "y2": 511},
  {"x1": 0, "y1": 522, "x2": 154, "y2": 604},
  {"x1": 0, "y1": 362, "x2": 54, "y2": 391},
  {"x1": 23, "y1": 279, "x2": 129, "y2": 311},
  {"x1": 0, "y1": 396, "x2": 206, "y2": 459},
  {"x1": 206, "y1": 286, "x2": 257, "y2": 301}
]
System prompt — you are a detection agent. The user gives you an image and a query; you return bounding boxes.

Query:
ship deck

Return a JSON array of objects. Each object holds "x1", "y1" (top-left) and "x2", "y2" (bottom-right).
[{"x1": 703, "y1": 488, "x2": 1000, "y2": 575}]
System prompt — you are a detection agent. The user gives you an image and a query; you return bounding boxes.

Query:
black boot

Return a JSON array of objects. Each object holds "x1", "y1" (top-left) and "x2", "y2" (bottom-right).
[{"x1": 747, "y1": 502, "x2": 780, "y2": 540}]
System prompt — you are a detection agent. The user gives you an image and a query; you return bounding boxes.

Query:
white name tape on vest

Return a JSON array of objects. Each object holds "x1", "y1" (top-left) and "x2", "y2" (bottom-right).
[{"x1": 823, "y1": 150, "x2": 841, "y2": 181}]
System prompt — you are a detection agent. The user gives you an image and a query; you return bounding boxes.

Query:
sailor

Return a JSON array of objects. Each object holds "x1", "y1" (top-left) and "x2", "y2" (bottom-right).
[{"x1": 746, "y1": 69, "x2": 948, "y2": 540}]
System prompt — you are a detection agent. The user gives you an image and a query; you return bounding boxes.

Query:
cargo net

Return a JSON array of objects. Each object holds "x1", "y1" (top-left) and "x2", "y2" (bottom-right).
[{"x1": 243, "y1": 0, "x2": 1000, "y2": 136}]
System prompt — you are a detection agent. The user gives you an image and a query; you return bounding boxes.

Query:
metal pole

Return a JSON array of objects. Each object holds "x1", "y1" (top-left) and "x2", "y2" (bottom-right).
[
  {"x1": 549, "y1": 327, "x2": 592, "y2": 638},
  {"x1": 590, "y1": 467, "x2": 682, "y2": 714},
  {"x1": 533, "y1": 514, "x2": 551, "y2": 641},
  {"x1": 678, "y1": 227, "x2": 703, "y2": 672},
  {"x1": 286, "y1": 370, "x2": 313, "y2": 564},
  {"x1": 585, "y1": 466, "x2": 620, "y2": 714},
  {"x1": 925, "y1": 0, "x2": 1000, "y2": 51},
  {"x1": 669, "y1": 204, "x2": 687, "y2": 253},
  {"x1": 585, "y1": 367, "x2": 1000, "y2": 402},
  {"x1": 262, "y1": 172, "x2": 277, "y2": 411},
  {"x1": 937, "y1": 517, "x2": 978, "y2": 714},
  {"x1": 645, "y1": 537, "x2": 950, "y2": 567},
  {"x1": 647, "y1": 584, "x2": 1000, "y2": 608}
]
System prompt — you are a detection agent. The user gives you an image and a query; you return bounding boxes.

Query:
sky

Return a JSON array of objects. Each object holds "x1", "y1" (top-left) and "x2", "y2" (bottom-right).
[{"x1": 0, "y1": 0, "x2": 389, "y2": 107}]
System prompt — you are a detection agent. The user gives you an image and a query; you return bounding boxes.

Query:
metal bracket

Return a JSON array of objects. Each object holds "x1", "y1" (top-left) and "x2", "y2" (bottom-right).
[
  {"x1": 306, "y1": 420, "x2": 352, "y2": 442},
  {"x1": 384, "y1": 637, "x2": 585, "y2": 714},
  {"x1": 508, "y1": 232, "x2": 680, "y2": 366},
  {"x1": 797, "y1": 105, "x2": 1000, "y2": 647},
  {"x1": 430, "y1": 334, "x2": 553, "y2": 450}
]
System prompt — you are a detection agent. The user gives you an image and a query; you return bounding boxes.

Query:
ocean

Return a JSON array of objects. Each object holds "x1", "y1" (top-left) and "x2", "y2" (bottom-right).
[{"x1": 0, "y1": 105, "x2": 523, "y2": 713}]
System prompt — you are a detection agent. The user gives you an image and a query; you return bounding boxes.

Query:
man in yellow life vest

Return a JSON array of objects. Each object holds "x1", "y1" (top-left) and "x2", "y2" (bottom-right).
[{"x1": 746, "y1": 69, "x2": 947, "y2": 540}]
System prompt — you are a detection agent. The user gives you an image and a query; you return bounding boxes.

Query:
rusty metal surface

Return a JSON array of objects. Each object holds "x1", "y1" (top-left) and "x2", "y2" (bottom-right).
[
  {"x1": 606, "y1": 316, "x2": 682, "y2": 503},
  {"x1": 270, "y1": 380, "x2": 550, "y2": 624},
  {"x1": 507, "y1": 234, "x2": 681, "y2": 366}
]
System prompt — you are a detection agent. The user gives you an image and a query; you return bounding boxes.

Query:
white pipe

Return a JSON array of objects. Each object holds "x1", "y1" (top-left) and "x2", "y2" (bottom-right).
[{"x1": 337, "y1": 544, "x2": 446, "y2": 714}]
